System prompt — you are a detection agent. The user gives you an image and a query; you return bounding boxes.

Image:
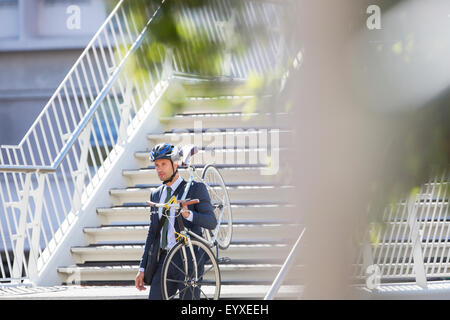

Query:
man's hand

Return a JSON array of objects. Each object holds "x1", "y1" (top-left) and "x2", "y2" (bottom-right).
[
  {"x1": 181, "y1": 203, "x2": 191, "y2": 219},
  {"x1": 135, "y1": 271, "x2": 146, "y2": 291}
]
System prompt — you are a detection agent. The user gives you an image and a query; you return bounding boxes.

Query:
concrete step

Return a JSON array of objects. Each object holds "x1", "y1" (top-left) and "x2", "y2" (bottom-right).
[
  {"x1": 83, "y1": 223, "x2": 301, "y2": 245},
  {"x1": 372, "y1": 221, "x2": 450, "y2": 240},
  {"x1": 146, "y1": 128, "x2": 291, "y2": 149},
  {"x1": 134, "y1": 147, "x2": 290, "y2": 169},
  {"x1": 353, "y1": 261, "x2": 450, "y2": 279},
  {"x1": 387, "y1": 185, "x2": 449, "y2": 203},
  {"x1": 360, "y1": 241, "x2": 450, "y2": 254},
  {"x1": 172, "y1": 75, "x2": 275, "y2": 115},
  {"x1": 180, "y1": 96, "x2": 259, "y2": 114},
  {"x1": 175, "y1": 75, "x2": 254, "y2": 94},
  {"x1": 70, "y1": 242, "x2": 291, "y2": 264},
  {"x1": 390, "y1": 200, "x2": 449, "y2": 213},
  {"x1": 71, "y1": 245, "x2": 144, "y2": 264},
  {"x1": 123, "y1": 165, "x2": 292, "y2": 185},
  {"x1": 97, "y1": 206, "x2": 151, "y2": 225},
  {"x1": 165, "y1": 76, "x2": 277, "y2": 124},
  {"x1": 160, "y1": 112, "x2": 289, "y2": 131},
  {"x1": 57, "y1": 262, "x2": 303, "y2": 285},
  {"x1": 420, "y1": 182, "x2": 450, "y2": 200},
  {"x1": 97, "y1": 203, "x2": 296, "y2": 225},
  {"x1": 109, "y1": 184, "x2": 294, "y2": 206},
  {"x1": 218, "y1": 284, "x2": 302, "y2": 299}
]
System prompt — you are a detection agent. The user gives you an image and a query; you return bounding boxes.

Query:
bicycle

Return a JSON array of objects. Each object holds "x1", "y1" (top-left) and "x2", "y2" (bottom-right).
[{"x1": 146, "y1": 145, "x2": 232, "y2": 300}]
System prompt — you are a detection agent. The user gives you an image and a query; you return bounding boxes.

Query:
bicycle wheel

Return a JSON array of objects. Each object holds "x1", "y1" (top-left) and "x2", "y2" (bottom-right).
[
  {"x1": 161, "y1": 239, "x2": 221, "y2": 300},
  {"x1": 201, "y1": 164, "x2": 233, "y2": 250}
]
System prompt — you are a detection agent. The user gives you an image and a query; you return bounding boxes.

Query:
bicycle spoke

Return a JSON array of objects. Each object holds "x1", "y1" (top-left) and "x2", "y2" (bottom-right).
[
  {"x1": 162, "y1": 239, "x2": 221, "y2": 300},
  {"x1": 170, "y1": 257, "x2": 187, "y2": 276},
  {"x1": 188, "y1": 249, "x2": 209, "y2": 279},
  {"x1": 166, "y1": 278, "x2": 185, "y2": 284},
  {"x1": 197, "y1": 249, "x2": 207, "y2": 264},
  {"x1": 178, "y1": 285, "x2": 191, "y2": 300},
  {"x1": 167, "y1": 291, "x2": 179, "y2": 300},
  {"x1": 206, "y1": 184, "x2": 224, "y2": 202},
  {"x1": 203, "y1": 264, "x2": 215, "y2": 275},
  {"x1": 199, "y1": 287, "x2": 210, "y2": 300}
]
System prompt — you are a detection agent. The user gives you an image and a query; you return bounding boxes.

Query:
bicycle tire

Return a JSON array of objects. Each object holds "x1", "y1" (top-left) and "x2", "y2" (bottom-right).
[
  {"x1": 201, "y1": 164, "x2": 233, "y2": 250},
  {"x1": 161, "y1": 239, "x2": 221, "y2": 300}
]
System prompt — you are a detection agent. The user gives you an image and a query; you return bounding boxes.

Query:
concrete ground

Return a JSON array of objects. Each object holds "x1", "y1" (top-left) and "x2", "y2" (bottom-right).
[
  {"x1": 1, "y1": 282, "x2": 450, "y2": 300},
  {"x1": 0, "y1": 284, "x2": 302, "y2": 300}
]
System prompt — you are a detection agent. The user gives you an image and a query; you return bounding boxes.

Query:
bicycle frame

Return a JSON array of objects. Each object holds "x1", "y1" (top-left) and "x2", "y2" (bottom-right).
[
  {"x1": 179, "y1": 163, "x2": 224, "y2": 249},
  {"x1": 170, "y1": 196, "x2": 216, "y2": 293}
]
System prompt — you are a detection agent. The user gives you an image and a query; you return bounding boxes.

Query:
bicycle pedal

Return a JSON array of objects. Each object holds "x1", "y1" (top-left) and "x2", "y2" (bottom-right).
[{"x1": 218, "y1": 257, "x2": 231, "y2": 264}]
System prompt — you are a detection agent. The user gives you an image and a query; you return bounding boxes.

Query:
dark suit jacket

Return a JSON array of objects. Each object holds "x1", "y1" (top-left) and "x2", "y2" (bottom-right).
[{"x1": 139, "y1": 179, "x2": 217, "y2": 272}]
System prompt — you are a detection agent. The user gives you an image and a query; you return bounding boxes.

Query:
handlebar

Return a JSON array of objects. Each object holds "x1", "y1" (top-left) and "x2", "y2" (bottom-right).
[{"x1": 146, "y1": 198, "x2": 200, "y2": 210}]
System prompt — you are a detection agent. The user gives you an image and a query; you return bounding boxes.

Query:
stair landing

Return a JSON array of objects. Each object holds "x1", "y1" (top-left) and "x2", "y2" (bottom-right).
[{"x1": 0, "y1": 284, "x2": 302, "y2": 300}]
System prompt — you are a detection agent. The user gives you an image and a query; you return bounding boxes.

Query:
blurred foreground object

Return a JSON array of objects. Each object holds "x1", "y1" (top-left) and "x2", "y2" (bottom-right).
[{"x1": 280, "y1": 0, "x2": 449, "y2": 298}]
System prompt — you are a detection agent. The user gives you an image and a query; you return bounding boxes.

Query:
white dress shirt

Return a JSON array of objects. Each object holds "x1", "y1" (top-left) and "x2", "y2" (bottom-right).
[{"x1": 158, "y1": 176, "x2": 193, "y2": 251}]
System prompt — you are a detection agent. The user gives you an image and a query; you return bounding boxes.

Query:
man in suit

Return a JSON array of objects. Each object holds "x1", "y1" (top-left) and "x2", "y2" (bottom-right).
[{"x1": 135, "y1": 143, "x2": 217, "y2": 300}]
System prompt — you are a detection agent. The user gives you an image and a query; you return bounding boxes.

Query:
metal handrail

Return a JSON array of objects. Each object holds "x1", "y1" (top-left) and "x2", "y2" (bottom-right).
[{"x1": 264, "y1": 227, "x2": 306, "y2": 300}]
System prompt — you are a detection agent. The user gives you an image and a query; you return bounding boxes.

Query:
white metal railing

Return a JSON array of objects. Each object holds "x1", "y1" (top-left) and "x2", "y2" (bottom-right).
[
  {"x1": 0, "y1": 0, "x2": 290, "y2": 285},
  {"x1": 264, "y1": 227, "x2": 306, "y2": 300},
  {"x1": 170, "y1": 0, "x2": 286, "y2": 79},
  {"x1": 356, "y1": 171, "x2": 450, "y2": 288}
]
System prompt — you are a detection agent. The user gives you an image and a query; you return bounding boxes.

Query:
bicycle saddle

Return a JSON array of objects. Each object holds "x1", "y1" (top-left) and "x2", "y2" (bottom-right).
[{"x1": 178, "y1": 144, "x2": 198, "y2": 166}]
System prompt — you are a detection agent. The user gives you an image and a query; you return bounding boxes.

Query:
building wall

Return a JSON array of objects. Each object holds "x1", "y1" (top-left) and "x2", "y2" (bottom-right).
[
  {"x1": 0, "y1": 0, "x2": 110, "y2": 146},
  {"x1": 0, "y1": 50, "x2": 83, "y2": 145}
]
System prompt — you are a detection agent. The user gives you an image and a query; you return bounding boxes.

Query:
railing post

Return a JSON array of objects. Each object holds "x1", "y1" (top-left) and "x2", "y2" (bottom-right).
[
  {"x1": 162, "y1": 47, "x2": 174, "y2": 81},
  {"x1": 71, "y1": 121, "x2": 93, "y2": 213},
  {"x1": 26, "y1": 173, "x2": 46, "y2": 282},
  {"x1": 117, "y1": 79, "x2": 133, "y2": 145},
  {"x1": 216, "y1": 10, "x2": 236, "y2": 76},
  {"x1": 5, "y1": 173, "x2": 32, "y2": 283},
  {"x1": 362, "y1": 233, "x2": 375, "y2": 277},
  {"x1": 406, "y1": 193, "x2": 428, "y2": 288}
]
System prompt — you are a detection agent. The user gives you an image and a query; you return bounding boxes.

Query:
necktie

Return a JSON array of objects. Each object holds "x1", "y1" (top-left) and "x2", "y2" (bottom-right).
[{"x1": 161, "y1": 186, "x2": 172, "y2": 249}]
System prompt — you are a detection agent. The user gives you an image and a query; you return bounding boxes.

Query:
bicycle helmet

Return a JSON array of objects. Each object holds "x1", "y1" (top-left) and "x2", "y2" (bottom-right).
[
  {"x1": 150, "y1": 143, "x2": 178, "y2": 184},
  {"x1": 150, "y1": 143, "x2": 174, "y2": 162}
]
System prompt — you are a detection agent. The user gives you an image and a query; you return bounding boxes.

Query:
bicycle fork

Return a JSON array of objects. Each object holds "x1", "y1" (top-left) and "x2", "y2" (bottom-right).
[{"x1": 180, "y1": 233, "x2": 199, "y2": 287}]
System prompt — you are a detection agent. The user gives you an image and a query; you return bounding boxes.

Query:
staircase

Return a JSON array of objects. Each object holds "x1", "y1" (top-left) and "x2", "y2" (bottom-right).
[
  {"x1": 56, "y1": 78, "x2": 302, "y2": 299},
  {"x1": 354, "y1": 179, "x2": 450, "y2": 287}
]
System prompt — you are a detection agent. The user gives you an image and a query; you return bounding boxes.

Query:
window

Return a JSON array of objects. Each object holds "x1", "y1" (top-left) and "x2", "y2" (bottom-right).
[{"x1": 0, "y1": 0, "x2": 19, "y2": 39}]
